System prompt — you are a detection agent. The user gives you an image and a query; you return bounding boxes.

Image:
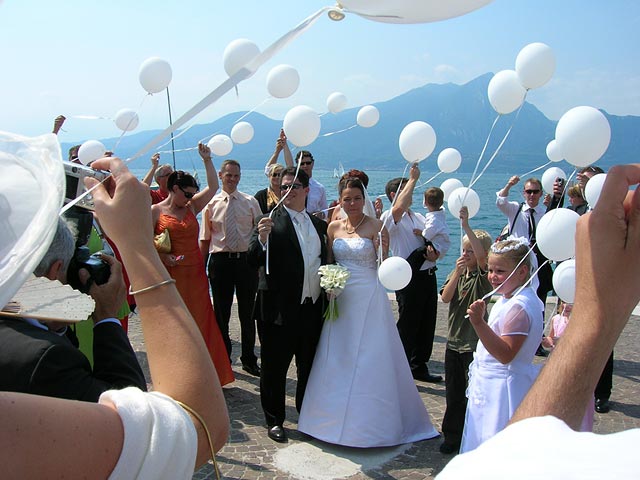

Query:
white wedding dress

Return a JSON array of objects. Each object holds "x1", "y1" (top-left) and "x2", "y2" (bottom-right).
[{"x1": 298, "y1": 237, "x2": 439, "y2": 447}]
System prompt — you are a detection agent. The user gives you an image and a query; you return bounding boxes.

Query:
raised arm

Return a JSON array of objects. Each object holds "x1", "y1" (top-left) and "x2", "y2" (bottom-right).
[
  {"x1": 391, "y1": 164, "x2": 420, "y2": 223},
  {"x1": 141, "y1": 153, "x2": 160, "y2": 186},
  {"x1": 190, "y1": 143, "x2": 219, "y2": 214},
  {"x1": 87, "y1": 157, "x2": 228, "y2": 462},
  {"x1": 281, "y1": 130, "x2": 293, "y2": 167},
  {"x1": 511, "y1": 164, "x2": 640, "y2": 429},
  {"x1": 460, "y1": 206, "x2": 487, "y2": 270},
  {"x1": 497, "y1": 175, "x2": 519, "y2": 198}
]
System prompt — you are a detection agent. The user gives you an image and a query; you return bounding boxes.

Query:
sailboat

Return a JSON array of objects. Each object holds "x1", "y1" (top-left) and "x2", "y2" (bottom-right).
[{"x1": 333, "y1": 162, "x2": 345, "y2": 178}]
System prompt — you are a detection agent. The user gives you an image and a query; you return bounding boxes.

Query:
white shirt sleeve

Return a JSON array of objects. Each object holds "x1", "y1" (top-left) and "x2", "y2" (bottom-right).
[
  {"x1": 437, "y1": 416, "x2": 640, "y2": 480},
  {"x1": 101, "y1": 387, "x2": 198, "y2": 480}
]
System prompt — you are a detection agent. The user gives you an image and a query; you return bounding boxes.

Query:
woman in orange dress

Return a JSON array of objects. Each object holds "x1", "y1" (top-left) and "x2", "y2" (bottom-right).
[{"x1": 151, "y1": 144, "x2": 234, "y2": 386}]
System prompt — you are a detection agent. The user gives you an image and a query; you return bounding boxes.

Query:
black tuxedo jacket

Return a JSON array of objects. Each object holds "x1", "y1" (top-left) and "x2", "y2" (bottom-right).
[
  {"x1": 0, "y1": 317, "x2": 146, "y2": 402},
  {"x1": 248, "y1": 206, "x2": 328, "y2": 326}
]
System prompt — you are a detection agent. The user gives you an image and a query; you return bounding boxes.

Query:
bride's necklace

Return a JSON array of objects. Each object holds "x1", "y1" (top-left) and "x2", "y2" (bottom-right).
[{"x1": 345, "y1": 215, "x2": 366, "y2": 234}]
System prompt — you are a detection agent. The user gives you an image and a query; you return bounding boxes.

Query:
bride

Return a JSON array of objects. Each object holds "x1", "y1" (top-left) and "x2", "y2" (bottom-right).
[{"x1": 298, "y1": 177, "x2": 438, "y2": 447}]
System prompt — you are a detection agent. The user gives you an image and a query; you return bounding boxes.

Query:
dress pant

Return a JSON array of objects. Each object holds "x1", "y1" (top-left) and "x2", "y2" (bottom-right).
[
  {"x1": 535, "y1": 252, "x2": 553, "y2": 306},
  {"x1": 208, "y1": 252, "x2": 258, "y2": 366},
  {"x1": 595, "y1": 351, "x2": 614, "y2": 401},
  {"x1": 257, "y1": 300, "x2": 323, "y2": 427},
  {"x1": 396, "y1": 268, "x2": 438, "y2": 374},
  {"x1": 442, "y1": 349, "x2": 474, "y2": 447}
]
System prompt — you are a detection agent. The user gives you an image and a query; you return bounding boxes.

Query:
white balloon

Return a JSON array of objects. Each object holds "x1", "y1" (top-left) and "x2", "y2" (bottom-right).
[
  {"x1": 399, "y1": 121, "x2": 437, "y2": 163},
  {"x1": 555, "y1": 106, "x2": 611, "y2": 168},
  {"x1": 536, "y1": 208, "x2": 580, "y2": 261},
  {"x1": 437, "y1": 148, "x2": 462, "y2": 173},
  {"x1": 230, "y1": 122, "x2": 254, "y2": 144},
  {"x1": 541, "y1": 167, "x2": 567, "y2": 194},
  {"x1": 552, "y1": 259, "x2": 576, "y2": 304},
  {"x1": 223, "y1": 38, "x2": 260, "y2": 77},
  {"x1": 546, "y1": 139, "x2": 563, "y2": 162},
  {"x1": 327, "y1": 92, "x2": 347, "y2": 113},
  {"x1": 337, "y1": 0, "x2": 492, "y2": 24},
  {"x1": 378, "y1": 256, "x2": 412, "y2": 290},
  {"x1": 114, "y1": 108, "x2": 139, "y2": 132},
  {"x1": 77, "y1": 140, "x2": 106, "y2": 165},
  {"x1": 487, "y1": 70, "x2": 526, "y2": 115},
  {"x1": 283, "y1": 105, "x2": 321, "y2": 147},
  {"x1": 138, "y1": 57, "x2": 172, "y2": 94},
  {"x1": 356, "y1": 105, "x2": 380, "y2": 128},
  {"x1": 447, "y1": 187, "x2": 481, "y2": 218},
  {"x1": 584, "y1": 173, "x2": 607, "y2": 208},
  {"x1": 207, "y1": 134, "x2": 233, "y2": 157},
  {"x1": 266, "y1": 64, "x2": 300, "y2": 99},
  {"x1": 515, "y1": 42, "x2": 556, "y2": 90},
  {"x1": 440, "y1": 178, "x2": 464, "y2": 201}
]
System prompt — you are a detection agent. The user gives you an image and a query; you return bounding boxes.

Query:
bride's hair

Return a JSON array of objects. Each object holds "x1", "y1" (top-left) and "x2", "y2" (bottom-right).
[{"x1": 338, "y1": 177, "x2": 365, "y2": 197}]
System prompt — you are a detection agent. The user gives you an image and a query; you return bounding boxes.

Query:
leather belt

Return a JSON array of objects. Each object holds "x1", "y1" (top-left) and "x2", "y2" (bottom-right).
[{"x1": 213, "y1": 251, "x2": 246, "y2": 259}]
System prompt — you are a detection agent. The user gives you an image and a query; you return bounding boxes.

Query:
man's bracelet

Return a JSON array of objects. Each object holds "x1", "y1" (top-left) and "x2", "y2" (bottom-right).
[{"x1": 129, "y1": 278, "x2": 176, "y2": 296}]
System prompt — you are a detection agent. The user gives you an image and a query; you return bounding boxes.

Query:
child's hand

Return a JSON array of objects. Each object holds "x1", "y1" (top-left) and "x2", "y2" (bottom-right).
[
  {"x1": 412, "y1": 228, "x2": 422, "y2": 236},
  {"x1": 459, "y1": 206, "x2": 469, "y2": 226},
  {"x1": 467, "y1": 299, "x2": 486, "y2": 325},
  {"x1": 455, "y1": 256, "x2": 466, "y2": 275},
  {"x1": 541, "y1": 336, "x2": 554, "y2": 349}
]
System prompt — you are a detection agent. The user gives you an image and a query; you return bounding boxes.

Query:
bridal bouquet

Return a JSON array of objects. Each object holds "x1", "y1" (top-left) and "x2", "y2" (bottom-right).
[{"x1": 318, "y1": 264, "x2": 350, "y2": 322}]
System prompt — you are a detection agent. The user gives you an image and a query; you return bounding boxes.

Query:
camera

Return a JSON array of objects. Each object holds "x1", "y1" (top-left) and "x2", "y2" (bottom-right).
[
  {"x1": 555, "y1": 177, "x2": 566, "y2": 188},
  {"x1": 64, "y1": 161, "x2": 109, "y2": 209},
  {"x1": 67, "y1": 246, "x2": 111, "y2": 293}
]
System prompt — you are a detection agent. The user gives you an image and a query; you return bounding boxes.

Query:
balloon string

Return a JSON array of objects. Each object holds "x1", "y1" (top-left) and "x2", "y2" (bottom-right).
[
  {"x1": 320, "y1": 124, "x2": 357, "y2": 137},
  {"x1": 416, "y1": 171, "x2": 442, "y2": 189},
  {"x1": 468, "y1": 99, "x2": 527, "y2": 191},
  {"x1": 123, "y1": 6, "x2": 332, "y2": 165},
  {"x1": 467, "y1": 114, "x2": 500, "y2": 190},
  {"x1": 518, "y1": 161, "x2": 551, "y2": 179}
]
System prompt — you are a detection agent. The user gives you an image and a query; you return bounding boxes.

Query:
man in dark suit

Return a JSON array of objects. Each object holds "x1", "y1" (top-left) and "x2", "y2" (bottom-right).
[
  {"x1": 248, "y1": 166, "x2": 327, "y2": 443},
  {"x1": 0, "y1": 219, "x2": 146, "y2": 401}
]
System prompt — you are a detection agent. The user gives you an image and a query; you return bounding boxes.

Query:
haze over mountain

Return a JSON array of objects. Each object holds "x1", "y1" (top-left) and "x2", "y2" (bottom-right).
[{"x1": 62, "y1": 73, "x2": 638, "y2": 173}]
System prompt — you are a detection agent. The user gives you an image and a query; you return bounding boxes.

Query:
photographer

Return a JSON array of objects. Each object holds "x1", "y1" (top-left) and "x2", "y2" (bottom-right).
[{"x1": 0, "y1": 218, "x2": 146, "y2": 401}]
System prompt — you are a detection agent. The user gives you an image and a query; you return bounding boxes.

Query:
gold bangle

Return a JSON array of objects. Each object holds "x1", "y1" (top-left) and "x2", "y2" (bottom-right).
[
  {"x1": 176, "y1": 400, "x2": 220, "y2": 480},
  {"x1": 128, "y1": 278, "x2": 176, "y2": 295}
]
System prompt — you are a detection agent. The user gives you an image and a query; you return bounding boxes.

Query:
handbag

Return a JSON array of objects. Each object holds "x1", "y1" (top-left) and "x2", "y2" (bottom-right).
[{"x1": 154, "y1": 228, "x2": 172, "y2": 253}]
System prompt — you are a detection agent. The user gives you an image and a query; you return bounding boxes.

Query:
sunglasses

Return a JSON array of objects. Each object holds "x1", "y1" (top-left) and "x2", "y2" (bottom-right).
[
  {"x1": 280, "y1": 183, "x2": 304, "y2": 191},
  {"x1": 179, "y1": 186, "x2": 197, "y2": 199},
  {"x1": 524, "y1": 189, "x2": 541, "y2": 195},
  {"x1": 299, "y1": 161, "x2": 313, "y2": 166},
  {"x1": 271, "y1": 172, "x2": 282, "y2": 178}
]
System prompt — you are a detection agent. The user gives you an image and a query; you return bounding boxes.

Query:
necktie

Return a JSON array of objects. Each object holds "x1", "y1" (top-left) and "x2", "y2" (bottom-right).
[
  {"x1": 225, "y1": 195, "x2": 240, "y2": 251},
  {"x1": 527, "y1": 208, "x2": 536, "y2": 242}
]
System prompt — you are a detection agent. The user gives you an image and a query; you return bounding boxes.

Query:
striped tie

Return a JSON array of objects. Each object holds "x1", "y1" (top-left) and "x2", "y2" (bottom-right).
[{"x1": 225, "y1": 195, "x2": 240, "y2": 251}]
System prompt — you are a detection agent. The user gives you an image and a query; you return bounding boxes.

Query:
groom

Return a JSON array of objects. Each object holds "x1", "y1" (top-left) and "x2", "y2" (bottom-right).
[{"x1": 248, "y1": 166, "x2": 327, "y2": 443}]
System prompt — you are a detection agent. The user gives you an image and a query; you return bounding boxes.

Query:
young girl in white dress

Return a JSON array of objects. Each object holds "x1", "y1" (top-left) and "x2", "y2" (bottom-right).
[
  {"x1": 461, "y1": 237, "x2": 543, "y2": 453},
  {"x1": 298, "y1": 177, "x2": 438, "y2": 447}
]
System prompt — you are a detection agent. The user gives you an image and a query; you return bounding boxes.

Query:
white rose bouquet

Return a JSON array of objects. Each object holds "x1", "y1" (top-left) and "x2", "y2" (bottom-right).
[{"x1": 318, "y1": 264, "x2": 351, "y2": 321}]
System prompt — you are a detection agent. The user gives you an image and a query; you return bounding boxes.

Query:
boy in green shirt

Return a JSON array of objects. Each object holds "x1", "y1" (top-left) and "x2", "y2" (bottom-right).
[{"x1": 439, "y1": 206, "x2": 493, "y2": 454}]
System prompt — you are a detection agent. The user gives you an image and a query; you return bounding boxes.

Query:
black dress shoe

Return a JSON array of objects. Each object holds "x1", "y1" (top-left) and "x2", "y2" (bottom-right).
[
  {"x1": 242, "y1": 363, "x2": 261, "y2": 377},
  {"x1": 439, "y1": 442, "x2": 460, "y2": 455},
  {"x1": 595, "y1": 398, "x2": 611, "y2": 414},
  {"x1": 413, "y1": 371, "x2": 443, "y2": 383},
  {"x1": 267, "y1": 425, "x2": 287, "y2": 443}
]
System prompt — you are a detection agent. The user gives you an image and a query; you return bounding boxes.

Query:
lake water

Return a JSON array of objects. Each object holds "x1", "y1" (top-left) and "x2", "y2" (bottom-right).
[{"x1": 132, "y1": 167, "x2": 512, "y2": 279}]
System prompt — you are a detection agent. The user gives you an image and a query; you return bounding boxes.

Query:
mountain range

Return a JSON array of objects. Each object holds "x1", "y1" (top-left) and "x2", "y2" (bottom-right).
[{"x1": 62, "y1": 73, "x2": 639, "y2": 173}]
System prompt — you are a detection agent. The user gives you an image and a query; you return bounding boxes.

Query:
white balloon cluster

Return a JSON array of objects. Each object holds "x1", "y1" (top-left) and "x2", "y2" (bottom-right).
[{"x1": 488, "y1": 42, "x2": 556, "y2": 115}]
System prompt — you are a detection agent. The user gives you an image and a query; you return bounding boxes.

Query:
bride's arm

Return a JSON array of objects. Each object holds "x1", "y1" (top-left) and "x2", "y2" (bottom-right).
[
  {"x1": 371, "y1": 218, "x2": 389, "y2": 260},
  {"x1": 326, "y1": 221, "x2": 338, "y2": 264}
]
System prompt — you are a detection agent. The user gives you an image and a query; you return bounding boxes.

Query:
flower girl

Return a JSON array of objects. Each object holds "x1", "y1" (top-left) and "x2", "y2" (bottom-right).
[{"x1": 461, "y1": 237, "x2": 543, "y2": 452}]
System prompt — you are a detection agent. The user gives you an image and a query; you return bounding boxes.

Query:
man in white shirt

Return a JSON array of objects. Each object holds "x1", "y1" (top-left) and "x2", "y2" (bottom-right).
[
  {"x1": 295, "y1": 150, "x2": 328, "y2": 220},
  {"x1": 380, "y1": 164, "x2": 443, "y2": 383}
]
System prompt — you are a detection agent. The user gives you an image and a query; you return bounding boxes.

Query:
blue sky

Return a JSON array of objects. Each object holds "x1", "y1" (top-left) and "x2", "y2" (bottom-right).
[{"x1": 1, "y1": 0, "x2": 638, "y2": 143}]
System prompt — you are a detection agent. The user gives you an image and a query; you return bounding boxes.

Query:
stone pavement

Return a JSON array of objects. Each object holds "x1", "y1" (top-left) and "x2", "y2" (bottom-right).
[{"x1": 128, "y1": 299, "x2": 640, "y2": 480}]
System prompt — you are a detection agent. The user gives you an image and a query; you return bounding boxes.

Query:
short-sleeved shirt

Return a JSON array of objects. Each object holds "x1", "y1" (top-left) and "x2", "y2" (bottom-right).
[
  {"x1": 440, "y1": 267, "x2": 492, "y2": 353},
  {"x1": 199, "y1": 189, "x2": 261, "y2": 253},
  {"x1": 381, "y1": 209, "x2": 435, "y2": 270},
  {"x1": 307, "y1": 178, "x2": 328, "y2": 218},
  {"x1": 150, "y1": 189, "x2": 168, "y2": 205}
]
